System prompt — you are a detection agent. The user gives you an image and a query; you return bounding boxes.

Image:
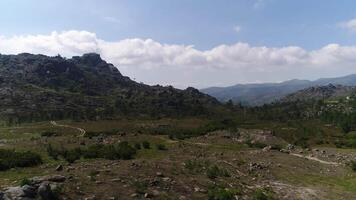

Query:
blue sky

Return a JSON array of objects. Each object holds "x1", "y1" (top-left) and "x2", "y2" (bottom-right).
[
  {"x1": 1, "y1": 0, "x2": 356, "y2": 88},
  {"x1": 2, "y1": 0, "x2": 355, "y2": 50}
]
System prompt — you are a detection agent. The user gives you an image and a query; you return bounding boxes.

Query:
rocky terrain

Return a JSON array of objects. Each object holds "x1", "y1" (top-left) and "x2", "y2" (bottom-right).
[
  {"x1": 281, "y1": 84, "x2": 356, "y2": 102},
  {"x1": 0, "y1": 53, "x2": 224, "y2": 125}
]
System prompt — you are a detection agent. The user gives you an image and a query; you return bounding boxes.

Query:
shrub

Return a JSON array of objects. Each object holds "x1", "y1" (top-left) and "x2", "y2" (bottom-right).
[
  {"x1": 156, "y1": 143, "x2": 167, "y2": 150},
  {"x1": 207, "y1": 165, "x2": 230, "y2": 179},
  {"x1": 41, "y1": 131, "x2": 58, "y2": 137},
  {"x1": 184, "y1": 159, "x2": 210, "y2": 174},
  {"x1": 20, "y1": 178, "x2": 32, "y2": 186},
  {"x1": 350, "y1": 161, "x2": 356, "y2": 172},
  {"x1": 133, "y1": 180, "x2": 148, "y2": 194},
  {"x1": 134, "y1": 142, "x2": 141, "y2": 150},
  {"x1": 46, "y1": 144, "x2": 60, "y2": 160},
  {"x1": 48, "y1": 142, "x2": 137, "y2": 163},
  {"x1": 116, "y1": 142, "x2": 136, "y2": 160},
  {"x1": 208, "y1": 185, "x2": 240, "y2": 200},
  {"x1": 0, "y1": 149, "x2": 42, "y2": 171},
  {"x1": 253, "y1": 189, "x2": 274, "y2": 200},
  {"x1": 142, "y1": 141, "x2": 150, "y2": 149},
  {"x1": 62, "y1": 148, "x2": 81, "y2": 163}
]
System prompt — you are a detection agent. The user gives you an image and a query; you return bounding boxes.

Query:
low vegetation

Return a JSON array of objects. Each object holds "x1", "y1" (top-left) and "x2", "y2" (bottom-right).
[
  {"x1": 0, "y1": 149, "x2": 42, "y2": 171},
  {"x1": 46, "y1": 142, "x2": 137, "y2": 163}
]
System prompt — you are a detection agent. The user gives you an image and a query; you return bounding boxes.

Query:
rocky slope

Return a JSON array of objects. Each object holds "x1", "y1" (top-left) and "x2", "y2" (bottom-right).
[
  {"x1": 0, "y1": 53, "x2": 223, "y2": 124},
  {"x1": 281, "y1": 84, "x2": 356, "y2": 102}
]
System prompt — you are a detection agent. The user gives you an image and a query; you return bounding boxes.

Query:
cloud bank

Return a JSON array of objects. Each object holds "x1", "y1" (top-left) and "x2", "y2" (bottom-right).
[{"x1": 1, "y1": 30, "x2": 356, "y2": 88}]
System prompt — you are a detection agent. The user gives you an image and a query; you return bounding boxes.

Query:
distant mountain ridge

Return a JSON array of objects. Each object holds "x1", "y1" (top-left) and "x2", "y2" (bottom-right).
[{"x1": 201, "y1": 74, "x2": 356, "y2": 106}]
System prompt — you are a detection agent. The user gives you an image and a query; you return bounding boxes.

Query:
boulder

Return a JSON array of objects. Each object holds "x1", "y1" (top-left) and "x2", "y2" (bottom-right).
[
  {"x1": 37, "y1": 182, "x2": 56, "y2": 200},
  {"x1": 21, "y1": 185, "x2": 37, "y2": 198}
]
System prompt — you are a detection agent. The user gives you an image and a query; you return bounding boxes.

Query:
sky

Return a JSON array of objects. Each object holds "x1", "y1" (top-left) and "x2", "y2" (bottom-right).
[{"x1": 1, "y1": 0, "x2": 356, "y2": 88}]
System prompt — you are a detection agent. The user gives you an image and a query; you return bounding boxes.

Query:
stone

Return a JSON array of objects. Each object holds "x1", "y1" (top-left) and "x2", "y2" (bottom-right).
[
  {"x1": 156, "y1": 172, "x2": 164, "y2": 177},
  {"x1": 3, "y1": 187, "x2": 25, "y2": 199},
  {"x1": 152, "y1": 190, "x2": 160, "y2": 196},
  {"x1": 130, "y1": 193, "x2": 138, "y2": 197},
  {"x1": 144, "y1": 193, "x2": 152, "y2": 198},
  {"x1": 37, "y1": 181, "x2": 56, "y2": 200},
  {"x1": 262, "y1": 145, "x2": 272, "y2": 152},
  {"x1": 21, "y1": 185, "x2": 37, "y2": 198},
  {"x1": 47, "y1": 175, "x2": 66, "y2": 182},
  {"x1": 55, "y1": 165, "x2": 63, "y2": 171}
]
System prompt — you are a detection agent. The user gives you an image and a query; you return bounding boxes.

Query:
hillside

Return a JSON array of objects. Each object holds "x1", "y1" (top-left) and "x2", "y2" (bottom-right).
[
  {"x1": 281, "y1": 84, "x2": 356, "y2": 102},
  {"x1": 0, "y1": 53, "x2": 223, "y2": 125},
  {"x1": 201, "y1": 74, "x2": 356, "y2": 106}
]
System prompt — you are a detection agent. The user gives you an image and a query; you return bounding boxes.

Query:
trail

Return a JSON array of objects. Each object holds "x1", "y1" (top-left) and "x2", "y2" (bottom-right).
[
  {"x1": 50, "y1": 121, "x2": 86, "y2": 137},
  {"x1": 290, "y1": 153, "x2": 339, "y2": 165}
]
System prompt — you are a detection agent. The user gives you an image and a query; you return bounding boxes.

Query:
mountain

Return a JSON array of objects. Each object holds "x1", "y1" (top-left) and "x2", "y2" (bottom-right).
[
  {"x1": 201, "y1": 74, "x2": 356, "y2": 106},
  {"x1": 281, "y1": 84, "x2": 356, "y2": 102},
  {"x1": 0, "y1": 53, "x2": 223, "y2": 125}
]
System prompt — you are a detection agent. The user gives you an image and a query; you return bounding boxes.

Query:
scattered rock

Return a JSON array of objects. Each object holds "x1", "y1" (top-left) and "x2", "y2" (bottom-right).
[
  {"x1": 156, "y1": 172, "x2": 164, "y2": 177},
  {"x1": 37, "y1": 181, "x2": 56, "y2": 200},
  {"x1": 21, "y1": 185, "x2": 37, "y2": 198},
  {"x1": 144, "y1": 193, "x2": 152, "y2": 198},
  {"x1": 262, "y1": 145, "x2": 272, "y2": 152},
  {"x1": 55, "y1": 165, "x2": 63, "y2": 171},
  {"x1": 286, "y1": 144, "x2": 295, "y2": 150}
]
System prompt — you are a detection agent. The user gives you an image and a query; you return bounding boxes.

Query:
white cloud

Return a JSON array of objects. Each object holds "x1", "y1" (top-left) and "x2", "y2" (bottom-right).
[
  {"x1": 233, "y1": 26, "x2": 241, "y2": 33},
  {"x1": 339, "y1": 18, "x2": 356, "y2": 33},
  {"x1": 1, "y1": 30, "x2": 356, "y2": 88}
]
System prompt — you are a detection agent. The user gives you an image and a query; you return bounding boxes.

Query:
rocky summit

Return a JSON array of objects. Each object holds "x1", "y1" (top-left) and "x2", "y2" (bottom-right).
[{"x1": 0, "y1": 53, "x2": 222, "y2": 125}]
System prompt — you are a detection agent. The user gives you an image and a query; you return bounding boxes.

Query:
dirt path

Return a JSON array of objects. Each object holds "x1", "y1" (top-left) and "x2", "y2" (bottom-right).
[
  {"x1": 290, "y1": 153, "x2": 339, "y2": 165},
  {"x1": 50, "y1": 121, "x2": 86, "y2": 137}
]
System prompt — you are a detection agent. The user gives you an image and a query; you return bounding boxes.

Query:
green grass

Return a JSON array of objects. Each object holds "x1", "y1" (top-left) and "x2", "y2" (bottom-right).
[{"x1": 276, "y1": 170, "x2": 356, "y2": 192}]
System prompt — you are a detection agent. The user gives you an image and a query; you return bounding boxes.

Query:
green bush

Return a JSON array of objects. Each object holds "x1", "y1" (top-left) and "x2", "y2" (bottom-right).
[
  {"x1": 116, "y1": 142, "x2": 136, "y2": 160},
  {"x1": 142, "y1": 141, "x2": 150, "y2": 149},
  {"x1": 0, "y1": 149, "x2": 42, "y2": 171},
  {"x1": 208, "y1": 185, "x2": 240, "y2": 200},
  {"x1": 41, "y1": 131, "x2": 59, "y2": 137},
  {"x1": 134, "y1": 142, "x2": 141, "y2": 150},
  {"x1": 20, "y1": 178, "x2": 32, "y2": 186},
  {"x1": 47, "y1": 142, "x2": 137, "y2": 163},
  {"x1": 156, "y1": 143, "x2": 167, "y2": 150},
  {"x1": 351, "y1": 161, "x2": 356, "y2": 172},
  {"x1": 253, "y1": 189, "x2": 274, "y2": 200},
  {"x1": 63, "y1": 148, "x2": 81, "y2": 163},
  {"x1": 207, "y1": 165, "x2": 230, "y2": 179},
  {"x1": 46, "y1": 144, "x2": 60, "y2": 160}
]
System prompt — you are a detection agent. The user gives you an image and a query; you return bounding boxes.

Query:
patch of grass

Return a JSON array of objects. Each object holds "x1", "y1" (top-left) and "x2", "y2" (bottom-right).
[
  {"x1": 47, "y1": 142, "x2": 137, "y2": 163},
  {"x1": 134, "y1": 142, "x2": 141, "y2": 150},
  {"x1": 133, "y1": 180, "x2": 148, "y2": 194},
  {"x1": 207, "y1": 165, "x2": 230, "y2": 179},
  {"x1": 156, "y1": 143, "x2": 167, "y2": 150},
  {"x1": 208, "y1": 185, "x2": 240, "y2": 200},
  {"x1": 184, "y1": 159, "x2": 210, "y2": 174},
  {"x1": 0, "y1": 149, "x2": 42, "y2": 171},
  {"x1": 350, "y1": 161, "x2": 356, "y2": 172},
  {"x1": 142, "y1": 141, "x2": 151, "y2": 149},
  {"x1": 20, "y1": 178, "x2": 32, "y2": 186},
  {"x1": 252, "y1": 188, "x2": 274, "y2": 200}
]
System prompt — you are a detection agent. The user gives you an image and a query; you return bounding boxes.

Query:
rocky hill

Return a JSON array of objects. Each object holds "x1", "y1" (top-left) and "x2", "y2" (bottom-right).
[
  {"x1": 281, "y1": 84, "x2": 356, "y2": 102},
  {"x1": 0, "y1": 53, "x2": 223, "y2": 125}
]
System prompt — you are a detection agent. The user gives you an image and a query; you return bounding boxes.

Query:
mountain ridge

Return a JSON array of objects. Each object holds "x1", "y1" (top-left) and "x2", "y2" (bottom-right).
[{"x1": 201, "y1": 74, "x2": 356, "y2": 106}]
